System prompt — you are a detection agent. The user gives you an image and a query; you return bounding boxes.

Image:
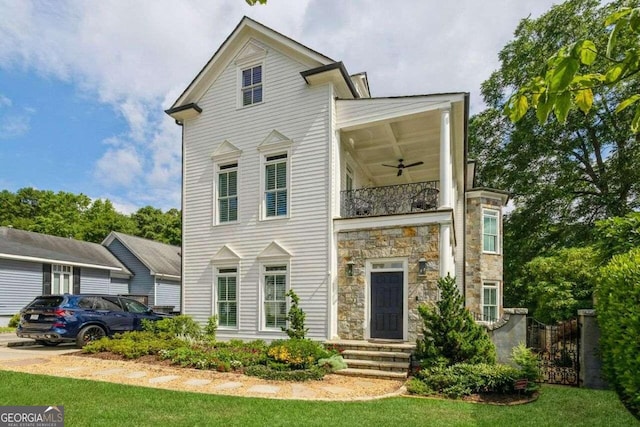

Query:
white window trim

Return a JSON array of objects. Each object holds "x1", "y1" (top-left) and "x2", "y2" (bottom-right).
[
  {"x1": 236, "y1": 61, "x2": 265, "y2": 109},
  {"x1": 212, "y1": 150, "x2": 241, "y2": 226},
  {"x1": 482, "y1": 208, "x2": 500, "y2": 254},
  {"x1": 481, "y1": 281, "x2": 500, "y2": 322},
  {"x1": 52, "y1": 264, "x2": 73, "y2": 295},
  {"x1": 213, "y1": 161, "x2": 239, "y2": 226},
  {"x1": 212, "y1": 263, "x2": 240, "y2": 330},
  {"x1": 258, "y1": 145, "x2": 291, "y2": 221},
  {"x1": 258, "y1": 259, "x2": 290, "y2": 332}
]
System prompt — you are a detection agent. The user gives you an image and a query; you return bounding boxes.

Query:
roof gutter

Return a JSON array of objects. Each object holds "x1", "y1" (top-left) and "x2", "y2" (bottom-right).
[{"x1": 0, "y1": 253, "x2": 131, "y2": 274}]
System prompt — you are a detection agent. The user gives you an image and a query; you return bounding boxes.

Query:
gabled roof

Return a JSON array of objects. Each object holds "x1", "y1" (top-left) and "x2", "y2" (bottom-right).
[
  {"x1": 0, "y1": 227, "x2": 131, "y2": 274},
  {"x1": 103, "y1": 232, "x2": 181, "y2": 280},
  {"x1": 166, "y1": 16, "x2": 336, "y2": 118}
]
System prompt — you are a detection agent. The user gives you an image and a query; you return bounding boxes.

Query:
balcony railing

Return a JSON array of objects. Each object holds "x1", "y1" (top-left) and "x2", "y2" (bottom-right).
[{"x1": 340, "y1": 181, "x2": 439, "y2": 218}]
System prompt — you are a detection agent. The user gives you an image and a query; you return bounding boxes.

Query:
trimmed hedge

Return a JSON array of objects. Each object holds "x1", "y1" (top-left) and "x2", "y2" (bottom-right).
[
  {"x1": 407, "y1": 363, "x2": 522, "y2": 398},
  {"x1": 597, "y1": 248, "x2": 640, "y2": 418},
  {"x1": 244, "y1": 365, "x2": 325, "y2": 381}
]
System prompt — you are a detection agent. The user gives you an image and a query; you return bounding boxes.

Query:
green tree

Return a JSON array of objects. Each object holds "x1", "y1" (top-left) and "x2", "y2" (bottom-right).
[
  {"x1": 470, "y1": 0, "x2": 640, "y2": 304},
  {"x1": 131, "y1": 206, "x2": 181, "y2": 245},
  {"x1": 416, "y1": 275, "x2": 496, "y2": 366},
  {"x1": 516, "y1": 247, "x2": 599, "y2": 323},
  {"x1": 282, "y1": 290, "x2": 308, "y2": 340},
  {"x1": 79, "y1": 199, "x2": 137, "y2": 243},
  {"x1": 505, "y1": 4, "x2": 640, "y2": 133}
]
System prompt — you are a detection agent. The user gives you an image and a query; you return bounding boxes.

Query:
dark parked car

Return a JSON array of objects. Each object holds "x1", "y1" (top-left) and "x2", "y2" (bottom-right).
[{"x1": 16, "y1": 294, "x2": 169, "y2": 347}]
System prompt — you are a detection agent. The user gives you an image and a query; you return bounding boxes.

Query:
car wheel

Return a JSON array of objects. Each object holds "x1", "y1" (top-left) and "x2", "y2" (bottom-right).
[
  {"x1": 76, "y1": 325, "x2": 106, "y2": 348},
  {"x1": 36, "y1": 340, "x2": 61, "y2": 347}
]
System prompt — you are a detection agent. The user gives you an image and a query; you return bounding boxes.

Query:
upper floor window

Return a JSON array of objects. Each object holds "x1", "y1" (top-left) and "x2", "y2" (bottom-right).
[
  {"x1": 346, "y1": 165, "x2": 354, "y2": 192},
  {"x1": 482, "y1": 209, "x2": 500, "y2": 253},
  {"x1": 241, "y1": 65, "x2": 262, "y2": 107},
  {"x1": 218, "y1": 163, "x2": 238, "y2": 223},
  {"x1": 52, "y1": 264, "x2": 72, "y2": 294},
  {"x1": 265, "y1": 153, "x2": 287, "y2": 217}
]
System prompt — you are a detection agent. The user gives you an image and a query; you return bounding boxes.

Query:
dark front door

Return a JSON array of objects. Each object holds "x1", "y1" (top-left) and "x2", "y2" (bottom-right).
[{"x1": 370, "y1": 272, "x2": 403, "y2": 339}]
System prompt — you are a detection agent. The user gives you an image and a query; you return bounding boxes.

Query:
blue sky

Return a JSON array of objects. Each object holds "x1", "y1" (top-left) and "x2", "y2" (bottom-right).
[{"x1": 0, "y1": 0, "x2": 557, "y2": 213}]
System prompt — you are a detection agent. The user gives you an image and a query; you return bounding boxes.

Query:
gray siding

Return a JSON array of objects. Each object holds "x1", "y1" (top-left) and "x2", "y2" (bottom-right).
[
  {"x1": 109, "y1": 278, "x2": 130, "y2": 295},
  {"x1": 78, "y1": 268, "x2": 111, "y2": 293},
  {"x1": 106, "y1": 239, "x2": 155, "y2": 303},
  {"x1": 155, "y1": 279, "x2": 180, "y2": 312},
  {"x1": 0, "y1": 258, "x2": 42, "y2": 315}
]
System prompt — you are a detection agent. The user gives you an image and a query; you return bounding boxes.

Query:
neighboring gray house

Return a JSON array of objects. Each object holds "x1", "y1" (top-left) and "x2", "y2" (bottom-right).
[
  {"x1": 0, "y1": 226, "x2": 132, "y2": 324},
  {"x1": 102, "y1": 232, "x2": 181, "y2": 312}
]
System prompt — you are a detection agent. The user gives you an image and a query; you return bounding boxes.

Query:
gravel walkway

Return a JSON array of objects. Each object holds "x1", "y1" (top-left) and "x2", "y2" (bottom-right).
[{"x1": 0, "y1": 352, "x2": 406, "y2": 401}]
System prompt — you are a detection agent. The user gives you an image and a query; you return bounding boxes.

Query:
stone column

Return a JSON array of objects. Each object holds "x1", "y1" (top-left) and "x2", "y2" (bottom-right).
[
  {"x1": 439, "y1": 107, "x2": 452, "y2": 209},
  {"x1": 578, "y1": 309, "x2": 608, "y2": 389}
]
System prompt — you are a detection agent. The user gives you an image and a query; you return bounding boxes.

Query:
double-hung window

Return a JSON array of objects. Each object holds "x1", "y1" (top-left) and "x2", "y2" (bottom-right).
[
  {"x1": 263, "y1": 265, "x2": 287, "y2": 329},
  {"x1": 217, "y1": 268, "x2": 238, "y2": 328},
  {"x1": 241, "y1": 65, "x2": 262, "y2": 106},
  {"x1": 52, "y1": 264, "x2": 72, "y2": 294},
  {"x1": 482, "y1": 282, "x2": 499, "y2": 322},
  {"x1": 218, "y1": 163, "x2": 238, "y2": 223},
  {"x1": 265, "y1": 154, "x2": 287, "y2": 217},
  {"x1": 482, "y1": 209, "x2": 499, "y2": 253}
]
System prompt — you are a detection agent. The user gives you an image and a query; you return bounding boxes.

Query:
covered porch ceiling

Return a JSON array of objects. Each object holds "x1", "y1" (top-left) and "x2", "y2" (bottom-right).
[
  {"x1": 341, "y1": 110, "x2": 442, "y2": 187},
  {"x1": 337, "y1": 94, "x2": 467, "y2": 189}
]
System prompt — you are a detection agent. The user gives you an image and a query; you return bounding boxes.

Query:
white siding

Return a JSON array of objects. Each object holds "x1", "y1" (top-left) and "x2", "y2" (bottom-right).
[
  {"x1": 79, "y1": 268, "x2": 112, "y2": 294},
  {"x1": 183, "y1": 41, "x2": 331, "y2": 340},
  {"x1": 156, "y1": 279, "x2": 181, "y2": 312},
  {"x1": 0, "y1": 259, "x2": 42, "y2": 315}
]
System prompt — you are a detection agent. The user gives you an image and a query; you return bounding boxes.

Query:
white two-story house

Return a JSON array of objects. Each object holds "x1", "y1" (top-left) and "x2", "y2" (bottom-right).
[{"x1": 166, "y1": 17, "x2": 507, "y2": 343}]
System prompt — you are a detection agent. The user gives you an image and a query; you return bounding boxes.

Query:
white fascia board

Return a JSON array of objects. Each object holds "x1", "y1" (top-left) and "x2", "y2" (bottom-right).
[
  {"x1": 336, "y1": 99, "x2": 460, "y2": 131},
  {"x1": 333, "y1": 210, "x2": 454, "y2": 233},
  {"x1": 0, "y1": 253, "x2": 126, "y2": 272}
]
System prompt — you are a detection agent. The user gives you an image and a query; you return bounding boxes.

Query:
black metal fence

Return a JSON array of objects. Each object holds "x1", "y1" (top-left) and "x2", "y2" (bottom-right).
[
  {"x1": 526, "y1": 317, "x2": 580, "y2": 386},
  {"x1": 340, "y1": 181, "x2": 439, "y2": 218}
]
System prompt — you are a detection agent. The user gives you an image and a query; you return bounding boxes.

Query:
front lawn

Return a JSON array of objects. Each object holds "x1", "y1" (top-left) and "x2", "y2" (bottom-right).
[{"x1": 0, "y1": 371, "x2": 636, "y2": 426}]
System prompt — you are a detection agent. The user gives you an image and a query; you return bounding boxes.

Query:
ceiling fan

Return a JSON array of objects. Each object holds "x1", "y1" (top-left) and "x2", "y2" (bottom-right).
[{"x1": 382, "y1": 159, "x2": 424, "y2": 176}]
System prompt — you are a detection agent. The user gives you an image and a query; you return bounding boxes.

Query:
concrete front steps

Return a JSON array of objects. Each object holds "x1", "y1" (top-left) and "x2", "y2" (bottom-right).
[{"x1": 325, "y1": 340, "x2": 415, "y2": 380}]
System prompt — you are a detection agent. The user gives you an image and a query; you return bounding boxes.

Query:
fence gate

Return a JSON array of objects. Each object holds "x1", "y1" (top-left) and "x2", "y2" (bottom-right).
[{"x1": 526, "y1": 317, "x2": 580, "y2": 386}]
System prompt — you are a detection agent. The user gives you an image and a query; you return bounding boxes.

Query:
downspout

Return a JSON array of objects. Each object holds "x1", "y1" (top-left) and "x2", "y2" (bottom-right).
[{"x1": 462, "y1": 93, "x2": 470, "y2": 303}]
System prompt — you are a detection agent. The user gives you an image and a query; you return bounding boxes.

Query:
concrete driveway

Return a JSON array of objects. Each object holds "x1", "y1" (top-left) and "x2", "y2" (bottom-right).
[{"x1": 0, "y1": 333, "x2": 78, "y2": 360}]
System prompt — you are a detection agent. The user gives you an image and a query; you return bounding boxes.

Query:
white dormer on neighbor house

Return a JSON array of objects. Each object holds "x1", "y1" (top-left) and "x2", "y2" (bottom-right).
[{"x1": 166, "y1": 17, "x2": 508, "y2": 343}]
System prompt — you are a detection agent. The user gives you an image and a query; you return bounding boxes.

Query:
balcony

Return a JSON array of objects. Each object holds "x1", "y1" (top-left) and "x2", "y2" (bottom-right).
[{"x1": 340, "y1": 181, "x2": 439, "y2": 218}]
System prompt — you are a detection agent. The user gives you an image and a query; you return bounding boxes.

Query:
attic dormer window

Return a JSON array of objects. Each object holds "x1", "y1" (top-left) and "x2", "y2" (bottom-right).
[{"x1": 241, "y1": 65, "x2": 262, "y2": 106}]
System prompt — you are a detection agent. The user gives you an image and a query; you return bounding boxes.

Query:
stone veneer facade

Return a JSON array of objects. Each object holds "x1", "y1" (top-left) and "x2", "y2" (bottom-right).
[
  {"x1": 465, "y1": 193, "x2": 505, "y2": 317},
  {"x1": 336, "y1": 224, "x2": 440, "y2": 342}
]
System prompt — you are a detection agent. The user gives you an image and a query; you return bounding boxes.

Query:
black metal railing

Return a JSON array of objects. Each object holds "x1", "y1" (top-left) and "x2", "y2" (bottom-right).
[{"x1": 340, "y1": 181, "x2": 439, "y2": 218}]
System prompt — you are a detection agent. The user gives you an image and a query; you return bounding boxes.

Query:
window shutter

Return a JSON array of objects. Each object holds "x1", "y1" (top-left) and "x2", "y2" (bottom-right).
[
  {"x1": 42, "y1": 264, "x2": 51, "y2": 295},
  {"x1": 73, "y1": 267, "x2": 81, "y2": 294}
]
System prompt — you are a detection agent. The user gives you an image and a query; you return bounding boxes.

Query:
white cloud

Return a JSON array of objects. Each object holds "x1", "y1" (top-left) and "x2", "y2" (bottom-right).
[
  {"x1": 94, "y1": 145, "x2": 143, "y2": 188},
  {"x1": 0, "y1": 94, "x2": 12, "y2": 107},
  {"x1": 0, "y1": 0, "x2": 559, "y2": 210}
]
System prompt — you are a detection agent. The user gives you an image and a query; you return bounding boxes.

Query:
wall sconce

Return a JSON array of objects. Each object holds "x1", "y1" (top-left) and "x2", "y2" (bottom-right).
[
  {"x1": 346, "y1": 260, "x2": 355, "y2": 277},
  {"x1": 418, "y1": 257, "x2": 427, "y2": 276}
]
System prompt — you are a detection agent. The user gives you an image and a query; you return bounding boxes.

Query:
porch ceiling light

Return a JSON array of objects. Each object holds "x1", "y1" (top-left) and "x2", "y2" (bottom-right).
[
  {"x1": 418, "y1": 257, "x2": 427, "y2": 276},
  {"x1": 346, "y1": 260, "x2": 355, "y2": 277}
]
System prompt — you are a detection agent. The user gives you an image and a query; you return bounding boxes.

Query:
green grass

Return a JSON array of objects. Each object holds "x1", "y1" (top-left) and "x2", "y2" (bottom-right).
[
  {"x1": 0, "y1": 372, "x2": 636, "y2": 426},
  {"x1": 0, "y1": 326, "x2": 15, "y2": 333}
]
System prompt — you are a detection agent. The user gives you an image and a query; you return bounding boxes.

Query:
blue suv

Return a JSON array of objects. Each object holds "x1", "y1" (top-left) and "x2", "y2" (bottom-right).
[{"x1": 16, "y1": 294, "x2": 169, "y2": 347}]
